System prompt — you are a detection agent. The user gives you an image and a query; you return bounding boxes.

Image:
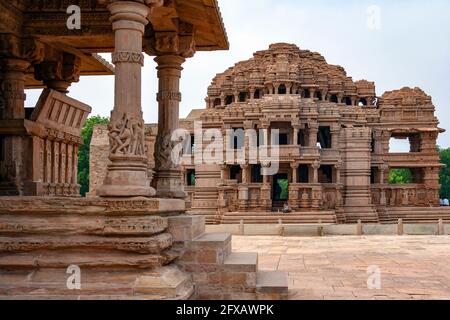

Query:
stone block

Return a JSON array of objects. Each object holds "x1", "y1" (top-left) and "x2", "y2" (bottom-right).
[
  {"x1": 363, "y1": 224, "x2": 396, "y2": 235},
  {"x1": 403, "y1": 224, "x2": 439, "y2": 235},
  {"x1": 133, "y1": 265, "x2": 194, "y2": 299},
  {"x1": 322, "y1": 224, "x2": 357, "y2": 236},
  {"x1": 283, "y1": 225, "x2": 320, "y2": 237},
  {"x1": 222, "y1": 252, "x2": 258, "y2": 273},
  {"x1": 445, "y1": 224, "x2": 450, "y2": 235},
  {"x1": 256, "y1": 271, "x2": 288, "y2": 295},
  {"x1": 167, "y1": 215, "x2": 205, "y2": 243}
]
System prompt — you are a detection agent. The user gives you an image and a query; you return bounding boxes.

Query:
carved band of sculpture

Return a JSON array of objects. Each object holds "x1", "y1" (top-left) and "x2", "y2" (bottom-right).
[
  {"x1": 111, "y1": 51, "x2": 145, "y2": 66},
  {"x1": 108, "y1": 113, "x2": 146, "y2": 156},
  {"x1": 154, "y1": 134, "x2": 177, "y2": 170},
  {"x1": 156, "y1": 91, "x2": 182, "y2": 102}
]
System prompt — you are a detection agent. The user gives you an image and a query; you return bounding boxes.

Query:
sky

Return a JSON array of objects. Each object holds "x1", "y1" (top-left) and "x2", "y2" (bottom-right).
[{"x1": 25, "y1": 0, "x2": 450, "y2": 148}]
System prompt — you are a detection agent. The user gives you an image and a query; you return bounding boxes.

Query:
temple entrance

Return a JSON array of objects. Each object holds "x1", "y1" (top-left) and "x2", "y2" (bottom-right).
[{"x1": 272, "y1": 173, "x2": 289, "y2": 209}]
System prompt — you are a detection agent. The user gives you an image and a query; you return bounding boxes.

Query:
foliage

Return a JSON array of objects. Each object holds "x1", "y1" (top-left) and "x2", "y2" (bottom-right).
[
  {"x1": 78, "y1": 115, "x2": 109, "y2": 196},
  {"x1": 388, "y1": 169, "x2": 412, "y2": 185},
  {"x1": 439, "y1": 147, "x2": 450, "y2": 199}
]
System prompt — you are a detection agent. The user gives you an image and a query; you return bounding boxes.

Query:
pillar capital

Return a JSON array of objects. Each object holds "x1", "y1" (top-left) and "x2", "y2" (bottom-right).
[
  {"x1": 145, "y1": 29, "x2": 196, "y2": 58},
  {"x1": 108, "y1": 1, "x2": 151, "y2": 33},
  {"x1": 34, "y1": 53, "x2": 81, "y2": 93}
]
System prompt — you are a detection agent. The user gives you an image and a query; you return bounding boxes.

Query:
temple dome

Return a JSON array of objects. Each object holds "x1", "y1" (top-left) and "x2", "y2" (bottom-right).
[{"x1": 207, "y1": 43, "x2": 377, "y2": 107}]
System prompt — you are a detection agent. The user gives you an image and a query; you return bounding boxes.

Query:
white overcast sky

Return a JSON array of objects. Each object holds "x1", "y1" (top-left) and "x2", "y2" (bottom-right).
[{"x1": 25, "y1": 0, "x2": 450, "y2": 148}]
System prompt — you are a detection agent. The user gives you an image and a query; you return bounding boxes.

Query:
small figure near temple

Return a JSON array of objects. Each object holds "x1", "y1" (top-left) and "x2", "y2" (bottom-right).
[{"x1": 283, "y1": 202, "x2": 292, "y2": 214}]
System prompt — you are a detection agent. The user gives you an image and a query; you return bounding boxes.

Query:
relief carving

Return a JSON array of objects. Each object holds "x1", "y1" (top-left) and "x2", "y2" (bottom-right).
[
  {"x1": 111, "y1": 51, "x2": 144, "y2": 66},
  {"x1": 109, "y1": 113, "x2": 146, "y2": 156}
]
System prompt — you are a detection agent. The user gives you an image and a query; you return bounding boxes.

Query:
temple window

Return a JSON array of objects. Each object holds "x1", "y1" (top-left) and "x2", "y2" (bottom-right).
[
  {"x1": 319, "y1": 165, "x2": 334, "y2": 184},
  {"x1": 251, "y1": 165, "x2": 263, "y2": 183},
  {"x1": 317, "y1": 126, "x2": 332, "y2": 149},
  {"x1": 298, "y1": 130, "x2": 306, "y2": 146},
  {"x1": 278, "y1": 84, "x2": 287, "y2": 94},
  {"x1": 389, "y1": 133, "x2": 421, "y2": 153},
  {"x1": 225, "y1": 95, "x2": 234, "y2": 105},
  {"x1": 304, "y1": 89, "x2": 311, "y2": 98},
  {"x1": 343, "y1": 97, "x2": 352, "y2": 106},
  {"x1": 358, "y1": 98, "x2": 368, "y2": 106},
  {"x1": 186, "y1": 169, "x2": 196, "y2": 186},
  {"x1": 254, "y1": 89, "x2": 262, "y2": 99},
  {"x1": 239, "y1": 92, "x2": 247, "y2": 102},
  {"x1": 370, "y1": 167, "x2": 379, "y2": 184},
  {"x1": 298, "y1": 165, "x2": 309, "y2": 183},
  {"x1": 230, "y1": 165, "x2": 243, "y2": 183},
  {"x1": 231, "y1": 128, "x2": 245, "y2": 150},
  {"x1": 213, "y1": 98, "x2": 221, "y2": 107},
  {"x1": 278, "y1": 133, "x2": 289, "y2": 145},
  {"x1": 315, "y1": 91, "x2": 323, "y2": 101},
  {"x1": 330, "y1": 94, "x2": 338, "y2": 103},
  {"x1": 388, "y1": 168, "x2": 414, "y2": 184}
]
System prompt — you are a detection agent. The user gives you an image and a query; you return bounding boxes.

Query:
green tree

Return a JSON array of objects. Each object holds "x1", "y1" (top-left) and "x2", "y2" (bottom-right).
[
  {"x1": 388, "y1": 169, "x2": 412, "y2": 184},
  {"x1": 78, "y1": 115, "x2": 109, "y2": 196},
  {"x1": 439, "y1": 147, "x2": 450, "y2": 199}
]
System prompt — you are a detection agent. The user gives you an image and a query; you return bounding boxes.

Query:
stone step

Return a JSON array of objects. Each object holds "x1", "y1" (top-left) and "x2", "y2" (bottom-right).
[
  {"x1": 223, "y1": 252, "x2": 258, "y2": 273},
  {"x1": 182, "y1": 233, "x2": 232, "y2": 266},
  {"x1": 256, "y1": 271, "x2": 289, "y2": 300}
]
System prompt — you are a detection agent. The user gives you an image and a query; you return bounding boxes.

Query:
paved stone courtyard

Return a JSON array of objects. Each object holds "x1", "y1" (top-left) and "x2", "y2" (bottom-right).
[{"x1": 232, "y1": 235, "x2": 450, "y2": 300}]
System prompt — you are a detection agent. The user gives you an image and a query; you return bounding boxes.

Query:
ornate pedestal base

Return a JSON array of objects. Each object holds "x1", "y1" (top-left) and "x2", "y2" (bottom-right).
[
  {"x1": 155, "y1": 170, "x2": 186, "y2": 199},
  {"x1": 0, "y1": 197, "x2": 187, "y2": 299},
  {"x1": 97, "y1": 156, "x2": 155, "y2": 197}
]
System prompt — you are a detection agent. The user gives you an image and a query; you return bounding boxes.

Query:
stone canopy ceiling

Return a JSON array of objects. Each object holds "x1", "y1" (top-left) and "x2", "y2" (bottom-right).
[{"x1": 1, "y1": 0, "x2": 229, "y2": 88}]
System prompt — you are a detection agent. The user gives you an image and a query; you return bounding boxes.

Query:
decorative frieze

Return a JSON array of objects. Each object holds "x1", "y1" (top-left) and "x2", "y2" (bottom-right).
[{"x1": 112, "y1": 51, "x2": 144, "y2": 66}]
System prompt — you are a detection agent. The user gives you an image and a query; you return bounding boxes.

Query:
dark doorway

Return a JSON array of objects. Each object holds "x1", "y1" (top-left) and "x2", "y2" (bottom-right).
[
  {"x1": 273, "y1": 173, "x2": 289, "y2": 208},
  {"x1": 298, "y1": 165, "x2": 309, "y2": 183},
  {"x1": 317, "y1": 126, "x2": 332, "y2": 149},
  {"x1": 230, "y1": 165, "x2": 242, "y2": 183},
  {"x1": 278, "y1": 84, "x2": 287, "y2": 95},
  {"x1": 319, "y1": 165, "x2": 333, "y2": 184}
]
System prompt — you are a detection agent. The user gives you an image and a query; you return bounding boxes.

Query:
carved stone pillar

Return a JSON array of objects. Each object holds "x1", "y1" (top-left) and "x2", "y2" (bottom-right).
[
  {"x1": 0, "y1": 35, "x2": 44, "y2": 195},
  {"x1": 153, "y1": 55, "x2": 186, "y2": 198},
  {"x1": 312, "y1": 161, "x2": 320, "y2": 184},
  {"x1": 97, "y1": 1, "x2": 155, "y2": 197},
  {"x1": 308, "y1": 124, "x2": 318, "y2": 147}
]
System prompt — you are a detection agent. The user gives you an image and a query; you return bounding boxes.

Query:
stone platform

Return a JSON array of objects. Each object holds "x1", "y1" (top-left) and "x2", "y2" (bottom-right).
[
  {"x1": 233, "y1": 235, "x2": 450, "y2": 300},
  {"x1": 0, "y1": 197, "x2": 288, "y2": 300}
]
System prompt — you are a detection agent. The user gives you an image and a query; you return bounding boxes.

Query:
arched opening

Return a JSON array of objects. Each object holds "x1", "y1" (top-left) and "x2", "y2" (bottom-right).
[
  {"x1": 315, "y1": 91, "x2": 323, "y2": 101},
  {"x1": 330, "y1": 94, "x2": 338, "y2": 103},
  {"x1": 225, "y1": 95, "x2": 234, "y2": 105},
  {"x1": 303, "y1": 89, "x2": 311, "y2": 98},
  {"x1": 254, "y1": 89, "x2": 261, "y2": 99},
  {"x1": 213, "y1": 98, "x2": 221, "y2": 107},
  {"x1": 239, "y1": 92, "x2": 247, "y2": 102},
  {"x1": 278, "y1": 84, "x2": 287, "y2": 95},
  {"x1": 344, "y1": 97, "x2": 352, "y2": 106},
  {"x1": 358, "y1": 98, "x2": 368, "y2": 106}
]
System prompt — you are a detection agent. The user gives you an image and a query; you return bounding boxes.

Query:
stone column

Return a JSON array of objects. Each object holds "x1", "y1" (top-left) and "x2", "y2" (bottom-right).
[
  {"x1": 97, "y1": 1, "x2": 155, "y2": 197},
  {"x1": 331, "y1": 128, "x2": 340, "y2": 149},
  {"x1": 312, "y1": 161, "x2": 320, "y2": 184},
  {"x1": 291, "y1": 163, "x2": 298, "y2": 184},
  {"x1": 153, "y1": 55, "x2": 186, "y2": 198},
  {"x1": 308, "y1": 124, "x2": 318, "y2": 147}
]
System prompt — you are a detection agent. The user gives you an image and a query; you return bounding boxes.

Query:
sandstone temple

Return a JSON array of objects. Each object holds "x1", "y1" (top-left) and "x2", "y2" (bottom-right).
[
  {"x1": 91, "y1": 43, "x2": 446, "y2": 225},
  {"x1": 0, "y1": 0, "x2": 448, "y2": 301}
]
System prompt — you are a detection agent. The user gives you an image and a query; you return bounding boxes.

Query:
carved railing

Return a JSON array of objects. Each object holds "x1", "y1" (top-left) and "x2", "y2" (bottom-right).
[
  {"x1": 217, "y1": 180, "x2": 239, "y2": 212},
  {"x1": 371, "y1": 184, "x2": 440, "y2": 207}
]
